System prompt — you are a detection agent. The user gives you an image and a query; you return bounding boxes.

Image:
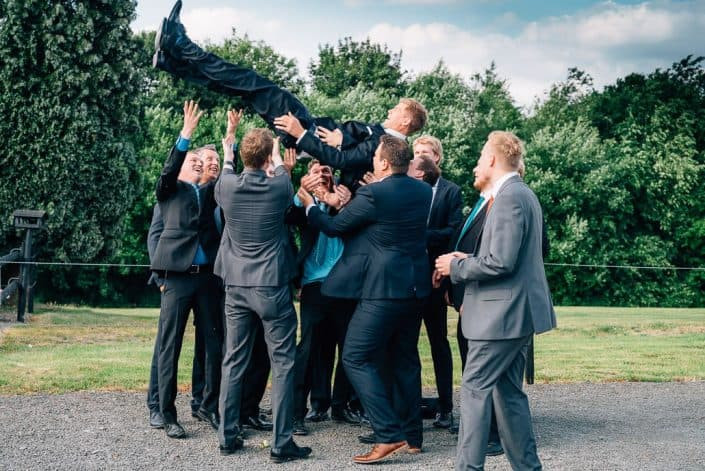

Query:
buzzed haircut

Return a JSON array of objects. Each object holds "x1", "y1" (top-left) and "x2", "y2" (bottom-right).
[
  {"x1": 415, "y1": 154, "x2": 441, "y2": 185},
  {"x1": 379, "y1": 135, "x2": 412, "y2": 173},
  {"x1": 240, "y1": 128, "x2": 273, "y2": 169},
  {"x1": 400, "y1": 98, "x2": 428, "y2": 134},
  {"x1": 487, "y1": 131, "x2": 525, "y2": 171},
  {"x1": 413, "y1": 135, "x2": 443, "y2": 162}
]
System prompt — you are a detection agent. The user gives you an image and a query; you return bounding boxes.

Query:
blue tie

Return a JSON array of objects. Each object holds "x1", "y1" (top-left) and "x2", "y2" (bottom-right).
[{"x1": 455, "y1": 196, "x2": 485, "y2": 250}]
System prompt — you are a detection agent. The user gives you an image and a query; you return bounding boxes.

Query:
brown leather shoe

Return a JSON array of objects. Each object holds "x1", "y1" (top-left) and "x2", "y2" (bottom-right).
[{"x1": 353, "y1": 441, "x2": 408, "y2": 464}]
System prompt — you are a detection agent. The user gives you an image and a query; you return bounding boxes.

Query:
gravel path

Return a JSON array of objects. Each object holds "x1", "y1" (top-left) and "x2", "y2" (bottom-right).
[{"x1": 1, "y1": 382, "x2": 704, "y2": 470}]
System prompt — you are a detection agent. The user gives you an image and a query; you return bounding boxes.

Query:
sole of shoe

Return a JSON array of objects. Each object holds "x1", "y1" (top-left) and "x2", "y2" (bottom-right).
[
  {"x1": 407, "y1": 447, "x2": 422, "y2": 454},
  {"x1": 292, "y1": 430, "x2": 309, "y2": 436},
  {"x1": 270, "y1": 453, "x2": 311, "y2": 464},
  {"x1": 166, "y1": 431, "x2": 186, "y2": 439},
  {"x1": 155, "y1": 18, "x2": 166, "y2": 51},
  {"x1": 353, "y1": 443, "x2": 409, "y2": 464},
  {"x1": 149, "y1": 422, "x2": 165, "y2": 429}
]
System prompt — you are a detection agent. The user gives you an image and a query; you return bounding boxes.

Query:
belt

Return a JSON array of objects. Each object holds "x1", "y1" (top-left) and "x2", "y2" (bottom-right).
[{"x1": 153, "y1": 265, "x2": 212, "y2": 277}]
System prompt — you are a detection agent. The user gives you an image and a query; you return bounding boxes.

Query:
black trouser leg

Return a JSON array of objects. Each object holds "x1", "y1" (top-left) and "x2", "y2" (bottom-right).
[
  {"x1": 293, "y1": 283, "x2": 325, "y2": 419},
  {"x1": 330, "y1": 300, "x2": 356, "y2": 409},
  {"x1": 422, "y1": 288, "x2": 454, "y2": 414},
  {"x1": 391, "y1": 307, "x2": 423, "y2": 448},
  {"x1": 310, "y1": 316, "x2": 335, "y2": 413},
  {"x1": 147, "y1": 324, "x2": 161, "y2": 412},
  {"x1": 191, "y1": 273, "x2": 223, "y2": 414},
  {"x1": 163, "y1": 35, "x2": 314, "y2": 131},
  {"x1": 190, "y1": 322, "x2": 205, "y2": 413},
  {"x1": 240, "y1": 318, "x2": 271, "y2": 419},
  {"x1": 343, "y1": 299, "x2": 418, "y2": 444},
  {"x1": 157, "y1": 274, "x2": 197, "y2": 423}
]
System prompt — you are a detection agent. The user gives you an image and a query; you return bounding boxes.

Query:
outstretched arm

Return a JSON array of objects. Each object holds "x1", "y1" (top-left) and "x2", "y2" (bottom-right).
[
  {"x1": 156, "y1": 100, "x2": 203, "y2": 201},
  {"x1": 297, "y1": 185, "x2": 376, "y2": 238}
]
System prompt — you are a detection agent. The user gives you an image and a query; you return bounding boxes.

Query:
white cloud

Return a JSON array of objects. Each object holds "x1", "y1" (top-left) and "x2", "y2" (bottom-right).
[{"x1": 362, "y1": 1, "x2": 705, "y2": 108}]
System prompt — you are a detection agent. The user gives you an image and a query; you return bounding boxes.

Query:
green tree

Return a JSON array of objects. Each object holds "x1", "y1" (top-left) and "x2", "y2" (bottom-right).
[
  {"x1": 309, "y1": 37, "x2": 404, "y2": 97},
  {"x1": 0, "y1": 0, "x2": 142, "y2": 303}
]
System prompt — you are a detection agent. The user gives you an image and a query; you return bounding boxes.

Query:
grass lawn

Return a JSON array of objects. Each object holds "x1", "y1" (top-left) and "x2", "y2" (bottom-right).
[{"x1": 0, "y1": 304, "x2": 704, "y2": 394}]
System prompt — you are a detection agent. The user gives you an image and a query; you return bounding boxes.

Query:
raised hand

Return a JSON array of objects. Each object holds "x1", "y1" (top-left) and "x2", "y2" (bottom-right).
[
  {"x1": 300, "y1": 173, "x2": 323, "y2": 192},
  {"x1": 359, "y1": 171, "x2": 378, "y2": 186},
  {"x1": 315, "y1": 187, "x2": 341, "y2": 209},
  {"x1": 297, "y1": 186, "x2": 315, "y2": 208},
  {"x1": 283, "y1": 148, "x2": 297, "y2": 175},
  {"x1": 333, "y1": 184, "x2": 352, "y2": 208},
  {"x1": 274, "y1": 112, "x2": 306, "y2": 138},
  {"x1": 315, "y1": 127, "x2": 343, "y2": 148},
  {"x1": 181, "y1": 100, "x2": 204, "y2": 139},
  {"x1": 227, "y1": 109, "x2": 243, "y2": 137}
]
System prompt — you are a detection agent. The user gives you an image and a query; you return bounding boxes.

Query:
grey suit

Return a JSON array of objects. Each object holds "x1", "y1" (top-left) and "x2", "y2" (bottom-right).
[
  {"x1": 214, "y1": 163, "x2": 297, "y2": 453},
  {"x1": 450, "y1": 175, "x2": 556, "y2": 470}
]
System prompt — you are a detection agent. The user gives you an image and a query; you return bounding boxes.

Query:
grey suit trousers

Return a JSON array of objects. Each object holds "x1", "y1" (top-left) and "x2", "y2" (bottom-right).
[
  {"x1": 456, "y1": 335, "x2": 541, "y2": 471},
  {"x1": 218, "y1": 284, "x2": 297, "y2": 453}
]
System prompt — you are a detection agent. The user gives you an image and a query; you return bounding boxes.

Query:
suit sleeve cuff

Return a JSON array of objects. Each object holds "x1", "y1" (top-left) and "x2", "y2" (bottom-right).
[
  {"x1": 450, "y1": 257, "x2": 463, "y2": 284},
  {"x1": 175, "y1": 135, "x2": 190, "y2": 152},
  {"x1": 296, "y1": 130, "x2": 308, "y2": 145},
  {"x1": 305, "y1": 203, "x2": 316, "y2": 216}
]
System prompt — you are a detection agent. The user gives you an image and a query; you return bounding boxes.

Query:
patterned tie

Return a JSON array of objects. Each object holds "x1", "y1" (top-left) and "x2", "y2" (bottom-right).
[{"x1": 455, "y1": 196, "x2": 485, "y2": 250}]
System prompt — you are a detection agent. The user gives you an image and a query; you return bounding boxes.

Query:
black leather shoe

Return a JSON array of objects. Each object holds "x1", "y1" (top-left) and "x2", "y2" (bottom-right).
[
  {"x1": 305, "y1": 409, "x2": 329, "y2": 422},
  {"x1": 449, "y1": 422, "x2": 459, "y2": 434},
  {"x1": 195, "y1": 408, "x2": 220, "y2": 430},
  {"x1": 219, "y1": 436, "x2": 244, "y2": 456},
  {"x1": 242, "y1": 415, "x2": 273, "y2": 431},
  {"x1": 293, "y1": 419, "x2": 309, "y2": 436},
  {"x1": 359, "y1": 412, "x2": 372, "y2": 428},
  {"x1": 270, "y1": 440, "x2": 312, "y2": 463},
  {"x1": 167, "y1": 0, "x2": 182, "y2": 23},
  {"x1": 164, "y1": 421, "x2": 186, "y2": 438},
  {"x1": 433, "y1": 412, "x2": 454, "y2": 429},
  {"x1": 486, "y1": 441, "x2": 504, "y2": 456},
  {"x1": 154, "y1": 17, "x2": 186, "y2": 54},
  {"x1": 149, "y1": 410, "x2": 164, "y2": 429},
  {"x1": 358, "y1": 431, "x2": 377, "y2": 444},
  {"x1": 331, "y1": 407, "x2": 361, "y2": 425}
]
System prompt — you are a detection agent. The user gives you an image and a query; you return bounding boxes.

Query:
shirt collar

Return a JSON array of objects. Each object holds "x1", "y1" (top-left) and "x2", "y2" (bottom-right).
[
  {"x1": 490, "y1": 171, "x2": 519, "y2": 198},
  {"x1": 384, "y1": 128, "x2": 406, "y2": 140}
]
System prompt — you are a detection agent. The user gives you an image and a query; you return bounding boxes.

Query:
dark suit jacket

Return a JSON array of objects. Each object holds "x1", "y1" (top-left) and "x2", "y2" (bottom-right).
[
  {"x1": 298, "y1": 121, "x2": 386, "y2": 192},
  {"x1": 427, "y1": 177, "x2": 463, "y2": 264},
  {"x1": 150, "y1": 146, "x2": 219, "y2": 272},
  {"x1": 448, "y1": 203, "x2": 489, "y2": 311},
  {"x1": 307, "y1": 173, "x2": 432, "y2": 300}
]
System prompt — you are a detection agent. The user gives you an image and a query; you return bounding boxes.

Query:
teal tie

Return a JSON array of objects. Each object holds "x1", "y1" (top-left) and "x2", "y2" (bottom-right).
[{"x1": 455, "y1": 196, "x2": 485, "y2": 250}]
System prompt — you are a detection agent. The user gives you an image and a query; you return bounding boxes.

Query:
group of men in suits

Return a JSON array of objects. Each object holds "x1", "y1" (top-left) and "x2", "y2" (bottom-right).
[{"x1": 147, "y1": 1, "x2": 557, "y2": 468}]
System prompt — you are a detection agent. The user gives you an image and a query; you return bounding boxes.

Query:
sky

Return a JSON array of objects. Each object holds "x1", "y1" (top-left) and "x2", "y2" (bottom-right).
[{"x1": 132, "y1": 0, "x2": 705, "y2": 108}]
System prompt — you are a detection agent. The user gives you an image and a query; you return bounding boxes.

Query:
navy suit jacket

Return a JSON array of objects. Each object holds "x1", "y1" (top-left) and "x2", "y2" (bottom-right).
[{"x1": 307, "y1": 173, "x2": 432, "y2": 300}]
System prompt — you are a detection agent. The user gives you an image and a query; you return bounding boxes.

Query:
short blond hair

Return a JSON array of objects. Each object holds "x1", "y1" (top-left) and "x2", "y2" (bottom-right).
[
  {"x1": 487, "y1": 131, "x2": 524, "y2": 170},
  {"x1": 413, "y1": 135, "x2": 443, "y2": 162},
  {"x1": 400, "y1": 98, "x2": 428, "y2": 134}
]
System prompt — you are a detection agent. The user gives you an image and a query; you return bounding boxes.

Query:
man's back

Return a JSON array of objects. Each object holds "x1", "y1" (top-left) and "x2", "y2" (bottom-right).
[
  {"x1": 310, "y1": 174, "x2": 433, "y2": 300},
  {"x1": 214, "y1": 166, "x2": 295, "y2": 287}
]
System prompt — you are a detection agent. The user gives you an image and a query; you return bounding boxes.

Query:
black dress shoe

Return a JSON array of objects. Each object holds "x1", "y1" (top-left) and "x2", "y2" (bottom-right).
[
  {"x1": 242, "y1": 415, "x2": 273, "y2": 431},
  {"x1": 167, "y1": 0, "x2": 182, "y2": 23},
  {"x1": 270, "y1": 440, "x2": 312, "y2": 463},
  {"x1": 164, "y1": 421, "x2": 186, "y2": 438},
  {"x1": 433, "y1": 412, "x2": 454, "y2": 429},
  {"x1": 486, "y1": 441, "x2": 504, "y2": 456},
  {"x1": 305, "y1": 409, "x2": 329, "y2": 422},
  {"x1": 219, "y1": 436, "x2": 244, "y2": 456},
  {"x1": 358, "y1": 431, "x2": 378, "y2": 444},
  {"x1": 154, "y1": 17, "x2": 186, "y2": 55},
  {"x1": 149, "y1": 410, "x2": 164, "y2": 429},
  {"x1": 293, "y1": 419, "x2": 309, "y2": 436},
  {"x1": 331, "y1": 407, "x2": 361, "y2": 425},
  {"x1": 195, "y1": 408, "x2": 220, "y2": 430},
  {"x1": 449, "y1": 422, "x2": 459, "y2": 434}
]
